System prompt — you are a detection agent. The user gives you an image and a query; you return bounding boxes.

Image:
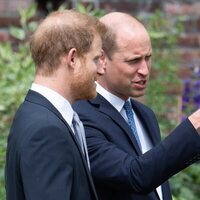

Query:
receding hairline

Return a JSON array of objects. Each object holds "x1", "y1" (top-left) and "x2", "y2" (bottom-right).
[
  {"x1": 99, "y1": 12, "x2": 151, "y2": 58},
  {"x1": 100, "y1": 12, "x2": 147, "y2": 37},
  {"x1": 30, "y1": 9, "x2": 107, "y2": 75},
  {"x1": 34, "y1": 10, "x2": 99, "y2": 38}
]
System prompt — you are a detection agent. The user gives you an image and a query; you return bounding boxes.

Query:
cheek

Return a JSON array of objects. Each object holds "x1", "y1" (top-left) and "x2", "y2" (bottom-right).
[
  {"x1": 86, "y1": 60, "x2": 96, "y2": 74},
  {"x1": 84, "y1": 64, "x2": 96, "y2": 84},
  {"x1": 115, "y1": 64, "x2": 136, "y2": 80},
  {"x1": 106, "y1": 67, "x2": 125, "y2": 86},
  {"x1": 108, "y1": 61, "x2": 122, "y2": 75},
  {"x1": 147, "y1": 59, "x2": 152, "y2": 69}
]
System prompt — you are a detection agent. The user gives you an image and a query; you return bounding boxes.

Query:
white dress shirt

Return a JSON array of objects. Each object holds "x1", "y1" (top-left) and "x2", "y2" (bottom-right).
[
  {"x1": 96, "y1": 83, "x2": 163, "y2": 200},
  {"x1": 31, "y1": 83, "x2": 75, "y2": 132}
]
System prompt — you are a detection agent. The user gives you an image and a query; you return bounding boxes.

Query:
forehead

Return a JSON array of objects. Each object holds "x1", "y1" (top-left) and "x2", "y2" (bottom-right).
[
  {"x1": 83, "y1": 34, "x2": 102, "y2": 60},
  {"x1": 116, "y1": 29, "x2": 152, "y2": 56},
  {"x1": 90, "y1": 34, "x2": 102, "y2": 52}
]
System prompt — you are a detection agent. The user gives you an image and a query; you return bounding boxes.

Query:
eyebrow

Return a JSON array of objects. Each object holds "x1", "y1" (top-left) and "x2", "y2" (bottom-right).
[
  {"x1": 123, "y1": 53, "x2": 152, "y2": 62},
  {"x1": 124, "y1": 57, "x2": 141, "y2": 62}
]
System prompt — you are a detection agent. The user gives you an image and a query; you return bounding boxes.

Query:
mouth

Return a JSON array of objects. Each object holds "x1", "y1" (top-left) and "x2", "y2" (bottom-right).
[
  {"x1": 132, "y1": 80, "x2": 147, "y2": 89},
  {"x1": 137, "y1": 80, "x2": 146, "y2": 85}
]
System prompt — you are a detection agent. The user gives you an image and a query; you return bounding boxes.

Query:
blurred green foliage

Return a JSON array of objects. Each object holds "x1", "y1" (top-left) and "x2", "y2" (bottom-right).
[
  {"x1": 171, "y1": 164, "x2": 200, "y2": 200},
  {"x1": 139, "y1": 10, "x2": 200, "y2": 200},
  {"x1": 0, "y1": 4, "x2": 36, "y2": 199},
  {"x1": 0, "y1": 3, "x2": 199, "y2": 200},
  {"x1": 75, "y1": 3, "x2": 105, "y2": 17},
  {"x1": 138, "y1": 10, "x2": 183, "y2": 134}
]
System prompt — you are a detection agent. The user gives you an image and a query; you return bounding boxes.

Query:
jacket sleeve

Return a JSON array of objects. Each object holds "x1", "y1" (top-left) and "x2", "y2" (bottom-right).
[{"x1": 80, "y1": 111, "x2": 200, "y2": 194}]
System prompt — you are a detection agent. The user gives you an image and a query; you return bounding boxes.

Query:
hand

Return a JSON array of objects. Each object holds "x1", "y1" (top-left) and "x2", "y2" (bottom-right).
[{"x1": 188, "y1": 109, "x2": 200, "y2": 135}]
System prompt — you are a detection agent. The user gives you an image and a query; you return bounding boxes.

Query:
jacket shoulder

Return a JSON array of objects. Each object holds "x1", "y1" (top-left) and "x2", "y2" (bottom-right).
[
  {"x1": 73, "y1": 100, "x2": 97, "y2": 114},
  {"x1": 131, "y1": 99, "x2": 155, "y2": 115}
]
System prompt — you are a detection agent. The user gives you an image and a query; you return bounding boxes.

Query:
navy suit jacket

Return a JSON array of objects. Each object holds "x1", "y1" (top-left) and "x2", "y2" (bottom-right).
[
  {"x1": 6, "y1": 90, "x2": 98, "y2": 200},
  {"x1": 73, "y1": 93, "x2": 200, "y2": 200}
]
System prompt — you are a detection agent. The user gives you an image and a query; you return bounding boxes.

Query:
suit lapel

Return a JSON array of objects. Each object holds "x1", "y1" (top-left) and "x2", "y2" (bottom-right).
[
  {"x1": 90, "y1": 94, "x2": 165, "y2": 199},
  {"x1": 130, "y1": 99, "x2": 160, "y2": 146},
  {"x1": 131, "y1": 99, "x2": 168, "y2": 199},
  {"x1": 89, "y1": 94, "x2": 142, "y2": 155},
  {"x1": 25, "y1": 90, "x2": 98, "y2": 199}
]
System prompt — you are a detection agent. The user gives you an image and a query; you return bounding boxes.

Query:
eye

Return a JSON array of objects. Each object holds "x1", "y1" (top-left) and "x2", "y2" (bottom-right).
[
  {"x1": 94, "y1": 56, "x2": 103, "y2": 67},
  {"x1": 125, "y1": 57, "x2": 142, "y2": 65},
  {"x1": 145, "y1": 55, "x2": 152, "y2": 61},
  {"x1": 94, "y1": 57, "x2": 100, "y2": 64}
]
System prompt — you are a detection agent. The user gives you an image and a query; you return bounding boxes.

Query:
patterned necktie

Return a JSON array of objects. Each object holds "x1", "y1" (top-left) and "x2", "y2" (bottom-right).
[
  {"x1": 123, "y1": 101, "x2": 141, "y2": 149},
  {"x1": 72, "y1": 112, "x2": 90, "y2": 169}
]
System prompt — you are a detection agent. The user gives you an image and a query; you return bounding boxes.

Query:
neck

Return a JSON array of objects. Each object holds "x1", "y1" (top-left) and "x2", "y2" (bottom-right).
[{"x1": 34, "y1": 75, "x2": 74, "y2": 104}]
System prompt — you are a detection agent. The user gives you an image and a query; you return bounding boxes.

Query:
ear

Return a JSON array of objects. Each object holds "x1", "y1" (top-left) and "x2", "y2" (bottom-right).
[
  {"x1": 99, "y1": 49, "x2": 107, "y2": 70},
  {"x1": 67, "y1": 48, "x2": 78, "y2": 69}
]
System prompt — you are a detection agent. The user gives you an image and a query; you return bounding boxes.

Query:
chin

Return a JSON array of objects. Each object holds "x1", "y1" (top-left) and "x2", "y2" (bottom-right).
[
  {"x1": 87, "y1": 85, "x2": 97, "y2": 99},
  {"x1": 131, "y1": 91, "x2": 145, "y2": 98},
  {"x1": 78, "y1": 90, "x2": 97, "y2": 100},
  {"x1": 87, "y1": 90, "x2": 97, "y2": 99}
]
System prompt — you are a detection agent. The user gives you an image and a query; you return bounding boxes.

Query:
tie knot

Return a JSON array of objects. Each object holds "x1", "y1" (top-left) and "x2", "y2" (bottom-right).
[
  {"x1": 123, "y1": 101, "x2": 132, "y2": 113},
  {"x1": 72, "y1": 111, "x2": 81, "y2": 125}
]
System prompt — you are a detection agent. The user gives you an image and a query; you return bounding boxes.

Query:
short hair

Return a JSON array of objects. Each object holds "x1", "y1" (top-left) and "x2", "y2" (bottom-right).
[
  {"x1": 100, "y1": 12, "x2": 145, "y2": 60},
  {"x1": 102, "y1": 27, "x2": 118, "y2": 60},
  {"x1": 30, "y1": 10, "x2": 107, "y2": 75}
]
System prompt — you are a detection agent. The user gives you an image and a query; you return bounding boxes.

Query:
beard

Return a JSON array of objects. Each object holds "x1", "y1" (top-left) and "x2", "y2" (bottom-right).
[{"x1": 72, "y1": 72, "x2": 97, "y2": 101}]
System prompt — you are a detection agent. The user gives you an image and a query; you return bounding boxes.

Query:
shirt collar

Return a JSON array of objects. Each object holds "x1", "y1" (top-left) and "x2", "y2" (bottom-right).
[
  {"x1": 31, "y1": 83, "x2": 74, "y2": 126},
  {"x1": 96, "y1": 82, "x2": 130, "y2": 112}
]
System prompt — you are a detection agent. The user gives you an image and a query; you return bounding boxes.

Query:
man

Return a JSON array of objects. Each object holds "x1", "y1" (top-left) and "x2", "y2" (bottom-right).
[
  {"x1": 73, "y1": 12, "x2": 200, "y2": 200},
  {"x1": 6, "y1": 10, "x2": 106, "y2": 200}
]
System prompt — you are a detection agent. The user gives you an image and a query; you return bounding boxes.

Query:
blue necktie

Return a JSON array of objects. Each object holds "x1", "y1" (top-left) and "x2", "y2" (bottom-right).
[{"x1": 123, "y1": 101, "x2": 141, "y2": 149}]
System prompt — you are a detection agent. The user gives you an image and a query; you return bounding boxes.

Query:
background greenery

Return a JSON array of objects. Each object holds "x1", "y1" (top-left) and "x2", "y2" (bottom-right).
[{"x1": 0, "y1": 3, "x2": 199, "y2": 200}]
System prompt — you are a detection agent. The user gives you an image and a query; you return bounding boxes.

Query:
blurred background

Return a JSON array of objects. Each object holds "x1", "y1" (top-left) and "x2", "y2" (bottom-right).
[{"x1": 0, "y1": 0, "x2": 200, "y2": 199}]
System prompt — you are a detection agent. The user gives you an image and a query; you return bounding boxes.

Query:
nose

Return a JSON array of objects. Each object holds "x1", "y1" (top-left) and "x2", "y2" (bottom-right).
[
  {"x1": 138, "y1": 59, "x2": 150, "y2": 76},
  {"x1": 97, "y1": 63, "x2": 105, "y2": 75}
]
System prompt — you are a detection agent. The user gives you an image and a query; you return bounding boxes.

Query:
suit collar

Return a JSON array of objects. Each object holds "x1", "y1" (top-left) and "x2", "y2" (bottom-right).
[
  {"x1": 25, "y1": 90, "x2": 87, "y2": 165},
  {"x1": 31, "y1": 83, "x2": 74, "y2": 127},
  {"x1": 96, "y1": 83, "x2": 125, "y2": 113},
  {"x1": 89, "y1": 94, "x2": 142, "y2": 154},
  {"x1": 25, "y1": 90, "x2": 98, "y2": 199},
  {"x1": 25, "y1": 90, "x2": 64, "y2": 120},
  {"x1": 90, "y1": 93, "x2": 159, "y2": 150}
]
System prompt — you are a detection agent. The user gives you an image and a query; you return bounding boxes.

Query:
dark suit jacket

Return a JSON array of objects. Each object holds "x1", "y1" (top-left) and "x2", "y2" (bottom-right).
[
  {"x1": 73, "y1": 93, "x2": 200, "y2": 200},
  {"x1": 6, "y1": 90, "x2": 98, "y2": 200}
]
